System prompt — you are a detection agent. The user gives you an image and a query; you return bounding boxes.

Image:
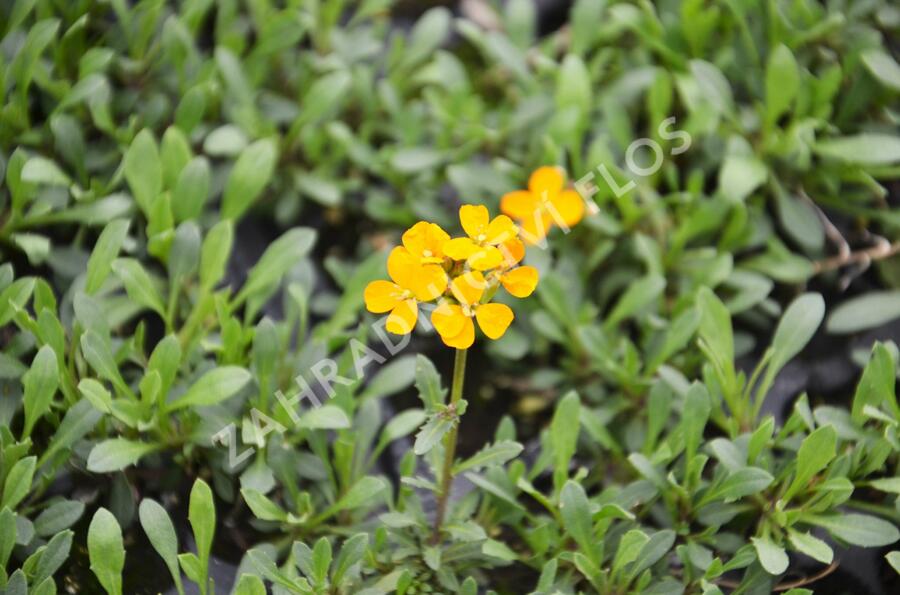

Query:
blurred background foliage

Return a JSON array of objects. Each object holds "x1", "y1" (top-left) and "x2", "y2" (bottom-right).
[{"x1": 1, "y1": 0, "x2": 900, "y2": 593}]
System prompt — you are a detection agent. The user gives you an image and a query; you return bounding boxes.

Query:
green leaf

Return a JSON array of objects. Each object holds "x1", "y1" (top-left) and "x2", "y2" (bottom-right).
[
  {"x1": 240, "y1": 489, "x2": 287, "y2": 522},
  {"x1": 22, "y1": 345, "x2": 59, "y2": 438},
  {"x1": 221, "y1": 138, "x2": 279, "y2": 220},
  {"x1": 751, "y1": 536, "x2": 788, "y2": 575},
  {"x1": 814, "y1": 134, "x2": 900, "y2": 166},
  {"x1": 787, "y1": 529, "x2": 833, "y2": 564},
  {"x1": 199, "y1": 220, "x2": 234, "y2": 291},
  {"x1": 827, "y1": 291, "x2": 900, "y2": 334},
  {"x1": 375, "y1": 409, "x2": 426, "y2": 453},
  {"x1": 765, "y1": 44, "x2": 799, "y2": 124},
  {"x1": 39, "y1": 399, "x2": 102, "y2": 466},
  {"x1": 559, "y1": 481, "x2": 594, "y2": 557},
  {"x1": 768, "y1": 293, "x2": 824, "y2": 374},
  {"x1": 87, "y1": 508, "x2": 125, "y2": 595},
  {"x1": 413, "y1": 413, "x2": 454, "y2": 455},
  {"x1": 551, "y1": 391, "x2": 580, "y2": 492},
  {"x1": 453, "y1": 440, "x2": 523, "y2": 474},
  {"x1": 887, "y1": 551, "x2": 900, "y2": 575},
  {"x1": 861, "y1": 48, "x2": 900, "y2": 92},
  {"x1": 784, "y1": 425, "x2": 836, "y2": 502},
  {"x1": 111, "y1": 258, "x2": 166, "y2": 316},
  {"x1": 704, "y1": 467, "x2": 774, "y2": 504},
  {"x1": 168, "y1": 222, "x2": 201, "y2": 282},
  {"x1": 806, "y1": 513, "x2": 900, "y2": 547},
  {"x1": 2, "y1": 456, "x2": 36, "y2": 509},
  {"x1": 34, "y1": 500, "x2": 84, "y2": 537},
  {"x1": 318, "y1": 477, "x2": 385, "y2": 521},
  {"x1": 188, "y1": 478, "x2": 215, "y2": 590},
  {"x1": 236, "y1": 227, "x2": 316, "y2": 302},
  {"x1": 124, "y1": 129, "x2": 162, "y2": 214},
  {"x1": 300, "y1": 404, "x2": 351, "y2": 430},
  {"x1": 718, "y1": 154, "x2": 767, "y2": 202},
  {"x1": 21, "y1": 156, "x2": 71, "y2": 186},
  {"x1": 138, "y1": 499, "x2": 183, "y2": 593},
  {"x1": 166, "y1": 366, "x2": 251, "y2": 411},
  {"x1": 605, "y1": 274, "x2": 665, "y2": 327},
  {"x1": 414, "y1": 354, "x2": 445, "y2": 410},
  {"x1": 332, "y1": 534, "x2": 368, "y2": 584},
  {"x1": 34, "y1": 529, "x2": 73, "y2": 584},
  {"x1": 851, "y1": 343, "x2": 900, "y2": 425},
  {"x1": 234, "y1": 574, "x2": 266, "y2": 595},
  {"x1": 680, "y1": 382, "x2": 710, "y2": 461},
  {"x1": 87, "y1": 439, "x2": 158, "y2": 472},
  {"x1": 86, "y1": 220, "x2": 130, "y2": 294},
  {"x1": 172, "y1": 157, "x2": 211, "y2": 223},
  {"x1": 359, "y1": 355, "x2": 416, "y2": 400}
]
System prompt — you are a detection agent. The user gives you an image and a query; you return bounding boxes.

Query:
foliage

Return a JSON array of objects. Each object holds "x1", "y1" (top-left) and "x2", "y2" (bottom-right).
[{"x1": 1, "y1": 0, "x2": 900, "y2": 593}]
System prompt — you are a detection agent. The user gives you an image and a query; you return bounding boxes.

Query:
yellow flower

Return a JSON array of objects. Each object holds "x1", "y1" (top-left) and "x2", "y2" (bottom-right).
[
  {"x1": 500, "y1": 166, "x2": 584, "y2": 243},
  {"x1": 431, "y1": 271, "x2": 514, "y2": 349},
  {"x1": 364, "y1": 246, "x2": 448, "y2": 334},
  {"x1": 401, "y1": 221, "x2": 450, "y2": 265},
  {"x1": 444, "y1": 205, "x2": 519, "y2": 270},
  {"x1": 488, "y1": 238, "x2": 539, "y2": 298}
]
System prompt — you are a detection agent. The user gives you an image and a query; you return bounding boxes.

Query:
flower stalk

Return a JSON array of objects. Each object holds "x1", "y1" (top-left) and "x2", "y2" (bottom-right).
[{"x1": 432, "y1": 347, "x2": 468, "y2": 543}]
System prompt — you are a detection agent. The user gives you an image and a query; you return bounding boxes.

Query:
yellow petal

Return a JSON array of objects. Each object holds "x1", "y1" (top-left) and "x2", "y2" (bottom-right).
[
  {"x1": 475, "y1": 302, "x2": 514, "y2": 339},
  {"x1": 528, "y1": 166, "x2": 564, "y2": 199},
  {"x1": 431, "y1": 302, "x2": 467, "y2": 339},
  {"x1": 501, "y1": 266, "x2": 539, "y2": 298},
  {"x1": 387, "y1": 246, "x2": 418, "y2": 287},
  {"x1": 468, "y1": 246, "x2": 503, "y2": 271},
  {"x1": 410, "y1": 264, "x2": 448, "y2": 302},
  {"x1": 450, "y1": 271, "x2": 486, "y2": 306},
  {"x1": 444, "y1": 237, "x2": 480, "y2": 260},
  {"x1": 441, "y1": 316, "x2": 475, "y2": 349},
  {"x1": 486, "y1": 215, "x2": 518, "y2": 245},
  {"x1": 518, "y1": 211, "x2": 553, "y2": 244},
  {"x1": 497, "y1": 238, "x2": 525, "y2": 268},
  {"x1": 402, "y1": 222, "x2": 449, "y2": 262},
  {"x1": 386, "y1": 299, "x2": 418, "y2": 335},
  {"x1": 549, "y1": 189, "x2": 585, "y2": 227},
  {"x1": 459, "y1": 204, "x2": 489, "y2": 239},
  {"x1": 500, "y1": 190, "x2": 537, "y2": 220},
  {"x1": 364, "y1": 280, "x2": 404, "y2": 313}
]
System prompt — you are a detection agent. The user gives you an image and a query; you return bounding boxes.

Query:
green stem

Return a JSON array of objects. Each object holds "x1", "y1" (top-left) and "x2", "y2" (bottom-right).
[{"x1": 432, "y1": 348, "x2": 468, "y2": 544}]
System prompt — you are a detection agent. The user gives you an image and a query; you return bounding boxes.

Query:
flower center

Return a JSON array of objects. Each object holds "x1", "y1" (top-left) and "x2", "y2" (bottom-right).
[
  {"x1": 476, "y1": 233, "x2": 486, "y2": 243},
  {"x1": 422, "y1": 249, "x2": 433, "y2": 258},
  {"x1": 461, "y1": 304, "x2": 474, "y2": 317}
]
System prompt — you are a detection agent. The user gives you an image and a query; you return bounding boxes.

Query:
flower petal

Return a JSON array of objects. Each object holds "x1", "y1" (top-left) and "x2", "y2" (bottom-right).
[
  {"x1": 518, "y1": 211, "x2": 553, "y2": 244},
  {"x1": 386, "y1": 299, "x2": 418, "y2": 335},
  {"x1": 475, "y1": 303, "x2": 514, "y2": 339},
  {"x1": 364, "y1": 280, "x2": 404, "y2": 313},
  {"x1": 410, "y1": 264, "x2": 448, "y2": 302},
  {"x1": 500, "y1": 190, "x2": 537, "y2": 220},
  {"x1": 459, "y1": 204, "x2": 489, "y2": 239},
  {"x1": 387, "y1": 246, "x2": 418, "y2": 287},
  {"x1": 444, "y1": 237, "x2": 480, "y2": 260},
  {"x1": 497, "y1": 238, "x2": 525, "y2": 268},
  {"x1": 549, "y1": 189, "x2": 585, "y2": 227},
  {"x1": 402, "y1": 222, "x2": 449, "y2": 261},
  {"x1": 431, "y1": 302, "x2": 467, "y2": 339},
  {"x1": 486, "y1": 215, "x2": 518, "y2": 245},
  {"x1": 450, "y1": 271, "x2": 486, "y2": 306},
  {"x1": 501, "y1": 266, "x2": 539, "y2": 298},
  {"x1": 528, "y1": 166, "x2": 564, "y2": 199},
  {"x1": 442, "y1": 316, "x2": 475, "y2": 349},
  {"x1": 468, "y1": 246, "x2": 503, "y2": 271}
]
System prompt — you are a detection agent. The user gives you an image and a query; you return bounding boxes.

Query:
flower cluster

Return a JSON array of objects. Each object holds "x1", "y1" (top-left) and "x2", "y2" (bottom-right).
[
  {"x1": 364, "y1": 167, "x2": 583, "y2": 348},
  {"x1": 363, "y1": 205, "x2": 537, "y2": 348}
]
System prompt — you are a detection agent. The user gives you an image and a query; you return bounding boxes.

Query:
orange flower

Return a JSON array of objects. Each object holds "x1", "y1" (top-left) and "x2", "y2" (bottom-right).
[
  {"x1": 444, "y1": 205, "x2": 519, "y2": 270},
  {"x1": 364, "y1": 246, "x2": 448, "y2": 334},
  {"x1": 401, "y1": 221, "x2": 450, "y2": 265},
  {"x1": 431, "y1": 271, "x2": 514, "y2": 349},
  {"x1": 500, "y1": 166, "x2": 584, "y2": 243}
]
